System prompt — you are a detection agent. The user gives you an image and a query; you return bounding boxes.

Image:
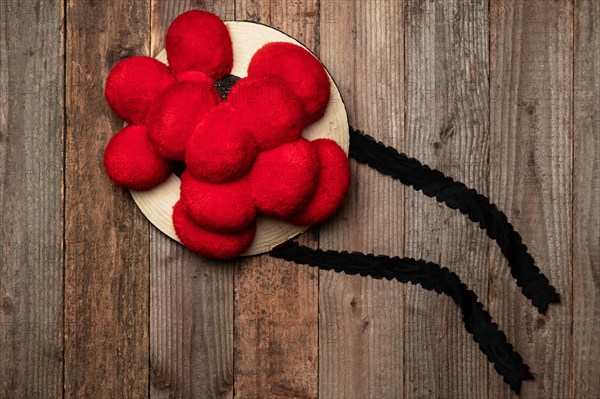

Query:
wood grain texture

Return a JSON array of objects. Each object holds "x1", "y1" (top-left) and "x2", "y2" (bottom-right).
[
  {"x1": 403, "y1": 1, "x2": 490, "y2": 397},
  {"x1": 148, "y1": 2, "x2": 235, "y2": 398},
  {"x1": 488, "y1": 1, "x2": 573, "y2": 397},
  {"x1": 149, "y1": 243, "x2": 234, "y2": 399},
  {"x1": 64, "y1": 0, "x2": 150, "y2": 398},
  {"x1": 233, "y1": 1, "x2": 319, "y2": 398},
  {"x1": 2, "y1": 1, "x2": 599, "y2": 398},
  {"x1": 318, "y1": 1, "x2": 405, "y2": 398},
  {"x1": 0, "y1": 0, "x2": 64, "y2": 398},
  {"x1": 573, "y1": 0, "x2": 600, "y2": 396}
]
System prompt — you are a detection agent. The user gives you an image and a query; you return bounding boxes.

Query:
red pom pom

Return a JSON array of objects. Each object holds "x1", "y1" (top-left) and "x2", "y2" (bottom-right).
[
  {"x1": 248, "y1": 42, "x2": 330, "y2": 125},
  {"x1": 186, "y1": 104, "x2": 258, "y2": 183},
  {"x1": 176, "y1": 70, "x2": 215, "y2": 85},
  {"x1": 180, "y1": 171, "x2": 256, "y2": 233},
  {"x1": 103, "y1": 125, "x2": 171, "y2": 190},
  {"x1": 105, "y1": 56, "x2": 175, "y2": 125},
  {"x1": 146, "y1": 80, "x2": 221, "y2": 160},
  {"x1": 173, "y1": 200, "x2": 255, "y2": 259},
  {"x1": 249, "y1": 138, "x2": 319, "y2": 218},
  {"x1": 166, "y1": 10, "x2": 233, "y2": 80},
  {"x1": 289, "y1": 139, "x2": 350, "y2": 225},
  {"x1": 227, "y1": 76, "x2": 305, "y2": 150}
]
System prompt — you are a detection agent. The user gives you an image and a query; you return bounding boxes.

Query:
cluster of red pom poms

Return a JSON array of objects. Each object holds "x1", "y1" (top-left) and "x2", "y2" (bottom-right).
[{"x1": 103, "y1": 10, "x2": 350, "y2": 259}]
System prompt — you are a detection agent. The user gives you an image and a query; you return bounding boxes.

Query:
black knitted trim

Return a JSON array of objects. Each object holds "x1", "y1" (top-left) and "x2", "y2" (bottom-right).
[
  {"x1": 348, "y1": 128, "x2": 560, "y2": 314},
  {"x1": 270, "y1": 241, "x2": 535, "y2": 393},
  {"x1": 214, "y1": 74, "x2": 241, "y2": 100}
]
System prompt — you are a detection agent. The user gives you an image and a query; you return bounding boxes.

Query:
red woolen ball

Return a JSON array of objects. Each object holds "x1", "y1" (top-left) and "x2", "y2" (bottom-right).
[
  {"x1": 105, "y1": 56, "x2": 175, "y2": 125},
  {"x1": 249, "y1": 138, "x2": 320, "y2": 218},
  {"x1": 176, "y1": 70, "x2": 215, "y2": 85},
  {"x1": 185, "y1": 104, "x2": 258, "y2": 183},
  {"x1": 103, "y1": 125, "x2": 172, "y2": 190},
  {"x1": 166, "y1": 10, "x2": 233, "y2": 80},
  {"x1": 146, "y1": 80, "x2": 221, "y2": 161},
  {"x1": 248, "y1": 42, "x2": 331, "y2": 125},
  {"x1": 173, "y1": 200, "x2": 256, "y2": 259},
  {"x1": 288, "y1": 139, "x2": 350, "y2": 226},
  {"x1": 227, "y1": 76, "x2": 306, "y2": 150},
  {"x1": 180, "y1": 171, "x2": 256, "y2": 233}
]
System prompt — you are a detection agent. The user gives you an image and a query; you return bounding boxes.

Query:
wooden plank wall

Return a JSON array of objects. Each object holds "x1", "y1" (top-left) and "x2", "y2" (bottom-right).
[
  {"x1": 573, "y1": 0, "x2": 600, "y2": 397},
  {"x1": 1, "y1": 0, "x2": 599, "y2": 398},
  {"x1": 318, "y1": 1, "x2": 406, "y2": 398},
  {"x1": 404, "y1": 1, "x2": 490, "y2": 396},
  {"x1": 0, "y1": 0, "x2": 64, "y2": 398},
  {"x1": 65, "y1": 0, "x2": 151, "y2": 397},
  {"x1": 489, "y1": 1, "x2": 573, "y2": 397}
]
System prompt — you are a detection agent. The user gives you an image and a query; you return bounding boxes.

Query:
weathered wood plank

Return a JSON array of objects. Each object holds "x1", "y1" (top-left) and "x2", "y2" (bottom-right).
[
  {"x1": 573, "y1": 0, "x2": 600, "y2": 396},
  {"x1": 318, "y1": 1, "x2": 405, "y2": 397},
  {"x1": 488, "y1": 1, "x2": 573, "y2": 397},
  {"x1": 149, "y1": 244, "x2": 234, "y2": 399},
  {"x1": 64, "y1": 0, "x2": 150, "y2": 397},
  {"x1": 233, "y1": 1, "x2": 319, "y2": 397},
  {"x1": 403, "y1": 1, "x2": 490, "y2": 397},
  {"x1": 0, "y1": 0, "x2": 64, "y2": 398},
  {"x1": 148, "y1": 2, "x2": 235, "y2": 398},
  {"x1": 233, "y1": 254, "x2": 318, "y2": 398}
]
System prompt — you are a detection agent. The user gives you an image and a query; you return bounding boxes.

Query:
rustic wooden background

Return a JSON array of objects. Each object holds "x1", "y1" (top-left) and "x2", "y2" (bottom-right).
[{"x1": 1, "y1": 0, "x2": 598, "y2": 398}]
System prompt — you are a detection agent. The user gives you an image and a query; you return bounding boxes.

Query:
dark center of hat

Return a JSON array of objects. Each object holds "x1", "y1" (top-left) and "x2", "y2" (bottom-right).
[{"x1": 214, "y1": 74, "x2": 241, "y2": 100}]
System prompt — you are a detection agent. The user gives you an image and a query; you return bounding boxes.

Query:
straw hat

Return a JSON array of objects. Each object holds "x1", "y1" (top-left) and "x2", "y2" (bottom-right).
[{"x1": 105, "y1": 15, "x2": 349, "y2": 257}]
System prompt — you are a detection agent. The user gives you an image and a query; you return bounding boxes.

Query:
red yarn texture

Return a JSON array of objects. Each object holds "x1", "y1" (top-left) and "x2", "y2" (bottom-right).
[
  {"x1": 248, "y1": 42, "x2": 331, "y2": 125},
  {"x1": 104, "y1": 10, "x2": 350, "y2": 259},
  {"x1": 105, "y1": 56, "x2": 175, "y2": 125},
  {"x1": 103, "y1": 125, "x2": 172, "y2": 190},
  {"x1": 249, "y1": 138, "x2": 320, "y2": 219},
  {"x1": 173, "y1": 200, "x2": 256, "y2": 259},
  {"x1": 288, "y1": 139, "x2": 351, "y2": 225},
  {"x1": 185, "y1": 104, "x2": 259, "y2": 183},
  {"x1": 166, "y1": 10, "x2": 233, "y2": 80},
  {"x1": 176, "y1": 71, "x2": 215, "y2": 85},
  {"x1": 228, "y1": 76, "x2": 305, "y2": 150},
  {"x1": 146, "y1": 80, "x2": 221, "y2": 160},
  {"x1": 180, "y1": 171, "x2": 256, "y2": 233}
]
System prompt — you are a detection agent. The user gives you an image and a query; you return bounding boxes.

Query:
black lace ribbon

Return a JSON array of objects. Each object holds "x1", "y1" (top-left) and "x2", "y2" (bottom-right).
[
  {"x1": 266, "y1": 127, "x2": 560, "y2": 392},
  {"x1": 349, "y1": 128, "x2": 560, "y2": 314},
  {"x1": 270, "y1": 241, "x2": 534, "y2": 393}
]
